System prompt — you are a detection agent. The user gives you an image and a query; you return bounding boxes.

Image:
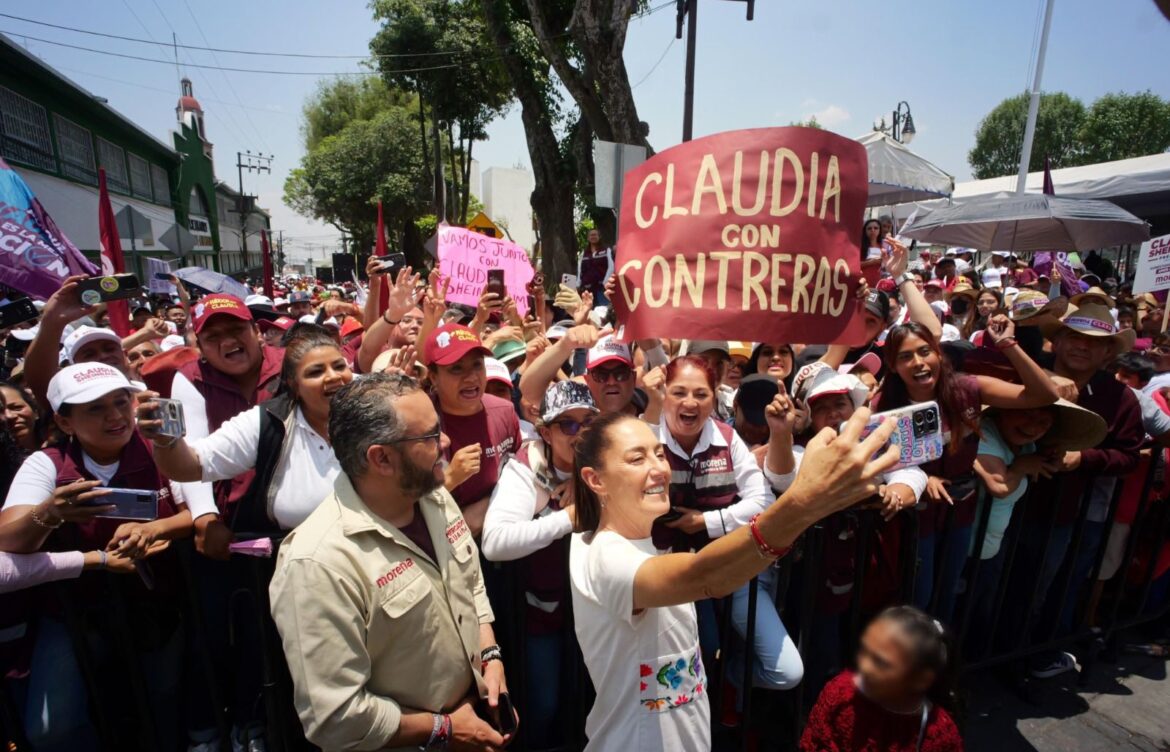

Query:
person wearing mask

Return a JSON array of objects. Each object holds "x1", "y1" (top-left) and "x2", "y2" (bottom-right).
[
  {"x1": 568, "y1": 408, "x2": 898, "y2": 752},
  {"x1": 141, "y1": 326, "x2": 352, "y2": 532},
  {"x1": 481, "y1": 381, "x2": 597, "y2": 747},
  {"x1": 269, "y1": 374, "x2": 516, "y2": 751},
  {"x1": 426, "y1": 323, "x2": 522, "y2": 537},
  {"x1": 875, "y1": 316, "x2": 1059, "y2": 622},
  {"x1": 650, "y1": 356, "x2": 805, "y2": 698},
  {"x1": 1003, "y1": 305, "x2": 1143, "y2": 677},
  {"x1": 0, "y1": 363, "x2": 191, "y2": 750}
]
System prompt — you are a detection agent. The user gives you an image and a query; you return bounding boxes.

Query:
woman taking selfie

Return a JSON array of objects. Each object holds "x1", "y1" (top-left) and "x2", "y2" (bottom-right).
[
  {"x1": 874, "y1": 317, "x2": 1059, "y2": 620},
  {"x1": 0, "y1": 363, "x2": 191, "y2": 750},
  {"x1": 142, "y1": 325, "x2": 353, "y2": 531},
  {"x1": 570, "y1": 409, "x2": 898, "y2": 751}
]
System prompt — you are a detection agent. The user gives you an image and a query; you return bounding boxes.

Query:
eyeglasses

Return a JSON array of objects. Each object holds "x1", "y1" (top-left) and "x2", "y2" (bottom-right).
[
  {"x1": 588, "y1": 367, "x2": 632, "y2": 383},
  {"x1": 382, "y1": 428, "x2": 442, "y2": 449},
  {"x1": 553, "y1": 417, "x2": 594, "y2": 436}
]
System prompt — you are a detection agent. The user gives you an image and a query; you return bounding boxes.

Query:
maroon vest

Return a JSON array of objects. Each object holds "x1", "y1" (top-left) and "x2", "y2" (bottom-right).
[
  {"x1": 511, "y1": 444, "x2": 569, "y2": 635},
  {"x1": 178, "y1": 345, "x2": 284, "y2": 516},
  {"x1": 658, "y1": 420, "x2": 741, "y2": 551}
]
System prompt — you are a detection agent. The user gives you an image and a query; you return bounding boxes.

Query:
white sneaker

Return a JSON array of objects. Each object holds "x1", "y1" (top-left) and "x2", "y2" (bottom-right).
[{"x1": 1030, "y1": 651, "x2": 1077, "y2": 678}]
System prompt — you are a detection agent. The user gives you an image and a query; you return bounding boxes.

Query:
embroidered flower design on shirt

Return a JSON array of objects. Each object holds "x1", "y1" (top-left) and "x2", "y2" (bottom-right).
[
  {"x1": 639, "y1": 648, "x2": 705, "y2": 713},
  {"x1": 657, "y1": 658, "x2": 687, "y2": 690}
]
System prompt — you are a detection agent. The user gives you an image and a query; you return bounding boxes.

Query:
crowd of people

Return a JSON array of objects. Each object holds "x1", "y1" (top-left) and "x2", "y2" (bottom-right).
[{"x1": 0, "y1": 232, "x2": 1168, "y2": 752}]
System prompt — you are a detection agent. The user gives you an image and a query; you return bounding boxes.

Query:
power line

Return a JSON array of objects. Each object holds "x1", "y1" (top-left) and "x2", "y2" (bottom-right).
[
  {"x1": 633, "y1": 37, "x2": 676, "y2": 88},
  {"x1": 54, "y1": 65, "x2": 283, "y2": 114}
]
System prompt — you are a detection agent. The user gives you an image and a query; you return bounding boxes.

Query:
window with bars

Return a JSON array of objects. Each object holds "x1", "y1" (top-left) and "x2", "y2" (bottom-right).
[
  {"x1": 54, "y1": 115, "x2": 97, "y2": 184},
  {"x1": 0, "y1": 85, "x2": 55, "y2": 171},
  {"x1": 96, "y1": 137, "x2": 129, "y2": 193},
  {"x1": 127, "y1": 153, "x2": 152, "y2": 199},
  {"x1": 151, "y1": 164, "x2": 170, "y2": 205}
]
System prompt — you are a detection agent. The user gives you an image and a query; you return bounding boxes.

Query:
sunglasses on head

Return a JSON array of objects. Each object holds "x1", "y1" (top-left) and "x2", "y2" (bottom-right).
[
  {"x1": 589, "y1": 367, "x2": 632, "y2": 383},
  {"x1": 553, "y1": 417, "x2": 594, "y2": 436}
]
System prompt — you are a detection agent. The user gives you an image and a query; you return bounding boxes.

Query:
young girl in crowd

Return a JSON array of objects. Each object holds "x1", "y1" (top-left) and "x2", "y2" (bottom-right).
[
  {"x1": 800, "y1": 605, "x2": 963, "y2": 752},
  {"x1": 875, "y1": 318, "x2": 1059, "y2": 621}
]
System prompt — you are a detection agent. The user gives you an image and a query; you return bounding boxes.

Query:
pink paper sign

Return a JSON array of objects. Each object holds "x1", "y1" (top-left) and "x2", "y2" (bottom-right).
[{"x1": 437, "y1": 225, "x2": 535, "y2": 314}]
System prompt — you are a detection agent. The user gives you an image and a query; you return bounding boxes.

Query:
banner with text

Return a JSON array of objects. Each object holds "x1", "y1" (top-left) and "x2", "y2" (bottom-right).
[
  {"x1": 612, "y1": 127, "x2": 869, "y2": 344},
  {"x1": 437, "y1": 225, "x2": 535, "y2": 314},
  {"x1": 1133, "y1": 234, "x2": 1170, "y2": 295}
]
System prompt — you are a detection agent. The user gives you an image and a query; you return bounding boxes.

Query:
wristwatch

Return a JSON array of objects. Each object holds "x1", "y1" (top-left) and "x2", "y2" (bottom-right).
[{"x1": 896, "y1": 272, "x2": 916, "y2": 287}]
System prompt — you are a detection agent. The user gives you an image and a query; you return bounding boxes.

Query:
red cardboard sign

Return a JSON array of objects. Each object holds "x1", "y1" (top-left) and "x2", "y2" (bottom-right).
[{"x1": 612, "y1": 127, "x2": 869, "y2": 344}]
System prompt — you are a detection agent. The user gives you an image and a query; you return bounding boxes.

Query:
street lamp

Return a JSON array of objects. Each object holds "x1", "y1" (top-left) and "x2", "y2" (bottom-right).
[{"x1": 874, "y1": 101, "x2": 916, "y2": 144}]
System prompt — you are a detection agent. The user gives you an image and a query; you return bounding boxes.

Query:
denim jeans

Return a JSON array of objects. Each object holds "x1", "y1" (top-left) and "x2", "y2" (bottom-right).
[
  {"x1": 914, "y1": 525, "x2": 974, "y2": 623},
  {"x1": 523, "y1": 631, "x2": 562, "y2": 749},
  {"x1": 728, "y1": 565, "x2": 804, "y2": 691}
]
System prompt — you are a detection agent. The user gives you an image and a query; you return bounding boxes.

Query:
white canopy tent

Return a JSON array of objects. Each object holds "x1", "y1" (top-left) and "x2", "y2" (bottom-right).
[{"x1": 858, "y1": 131, "x2": 954, "y2": 208}]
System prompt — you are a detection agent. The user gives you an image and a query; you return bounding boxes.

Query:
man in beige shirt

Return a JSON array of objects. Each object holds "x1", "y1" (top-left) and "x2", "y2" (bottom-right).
[{"x1": 270, "y1": 373, "x2": 515, "y2": 751}]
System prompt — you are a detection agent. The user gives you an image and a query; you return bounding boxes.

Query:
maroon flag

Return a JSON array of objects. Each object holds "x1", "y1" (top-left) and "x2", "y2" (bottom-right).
[
  {"x1": 1042, "y1": 155, "x2": 1055, "y2": 196},
  {"x1": 260, "y1": 228, "x2": 274, "y2": 298},
  {"x1": 98, "y1": 168, "x2": 130, "y2": 337},
  {"x1": 376, "y1": 201, "x2": 389, "y2": 314}
]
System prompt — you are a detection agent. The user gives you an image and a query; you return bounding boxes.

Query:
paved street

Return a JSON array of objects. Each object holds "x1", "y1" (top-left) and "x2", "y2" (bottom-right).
[{"x1": 965, "y1": 645, "x2": 1170, "y2": 751}]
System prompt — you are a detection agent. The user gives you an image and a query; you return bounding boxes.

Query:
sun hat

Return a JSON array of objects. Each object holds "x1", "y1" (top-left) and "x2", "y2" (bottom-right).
[
  {"x1": 484, "y1": 357, "x2": 514, "y2": 387},
  {"x1": 734, "y1": 373, "x2": 780, "y2": 426},
  {"x1": 491, "y1": 338, "x2": 527, "y2": 367},
  {"x1": 192, "y1": 295, "x2": 252, "y2": 334},
  {"x1": 946, "y1": 278, "x2": 978, "y2": 303},
  {"x1": 586, "y1": 335, "x2": 632, "y2": 370},
  {"x1": 1040, "y1": 303, "x2": 1136, "y2": 355},
  {"x1": 1009, "y1": 291, "x2": 1068, "y2": 326},
  {"x1": 1070, "y1": 286, "x2": 1115, "y2": 308},
  {"x1": 539, "y1": 380, "x2": 598, "y2": 425},
  {"x1": 63, "y1": 326, "x2": 121, "y2": 362},
  {"x1": 423, "y1": 323, "x2": 491, "y2": 366},
  {"x1": 47, "y1": 362, "x2": 142, "y2": 412},
  {"x1": 728, "y1": 341, "x2": 753, "y2": 361},
  {"x1": 985, "y1": 398, "x2": 1108, "y2": 453}
]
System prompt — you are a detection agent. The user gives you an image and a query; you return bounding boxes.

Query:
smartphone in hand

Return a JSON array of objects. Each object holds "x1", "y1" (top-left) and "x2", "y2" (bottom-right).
[
  {"x1": 485, "y1": 268, "x2": 506, "y2": 299},
  {"x1": 76, "y1": 274, "x2": 143, "y2": 305},
  {"x1": 843, "y1": 401, "x2": 944, "y2": 471}
]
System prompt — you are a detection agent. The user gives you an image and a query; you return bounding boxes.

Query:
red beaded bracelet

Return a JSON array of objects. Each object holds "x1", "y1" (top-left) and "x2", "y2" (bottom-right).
[
  {"x1": 994, "y1": 337, "x2": 1018, "y2": 350},
  {"x1": 749, "y1": 514, "x2": 791, "y2": 560}
]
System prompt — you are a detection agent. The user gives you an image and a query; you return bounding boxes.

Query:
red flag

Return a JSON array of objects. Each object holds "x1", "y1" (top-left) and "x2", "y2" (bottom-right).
[
  {"x1": 260, "y1": 228, "x2": 275, "y2": 298},
  {"x1": 97, "y1": 168, "x2": 130, "y2": 337},
  {"x1": 376, "y1": 201, "x2": 389, "y2": 315}
]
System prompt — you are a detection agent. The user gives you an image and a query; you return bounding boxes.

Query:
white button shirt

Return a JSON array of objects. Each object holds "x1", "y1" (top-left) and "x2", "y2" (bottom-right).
[{"x1": 189, "y1": 403, "x2": 340, "y2": 530}]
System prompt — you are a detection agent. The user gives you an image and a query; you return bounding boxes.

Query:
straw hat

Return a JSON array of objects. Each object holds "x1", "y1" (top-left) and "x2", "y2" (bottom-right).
[
  {"x1": 1070, "y1": 286, "x2": 1115, "y2": 308},
  {"x1": 946, "y1": 278, "x2": 978, "y2": 303},
  {"x1": 1009, "y1": 290, "x2": 1068, "y2": 326},
  {"x1": 1040, "y1": 303, "x2": 1136, "y2": 355},
  {"x1": 985, "y1": 399, "x2": 1107, "y2": 453}
]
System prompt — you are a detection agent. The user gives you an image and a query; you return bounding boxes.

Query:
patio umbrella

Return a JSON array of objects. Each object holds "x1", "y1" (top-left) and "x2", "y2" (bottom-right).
[
  {"x1": 898, "y1": 192, "x2": 1150, "y2": 252},
  {"x1": 858, "y1": 131, "x2": 954, "y2": 208},
  {"x1": 174, "y1": 266, "x2": 251, "y2": 301}
]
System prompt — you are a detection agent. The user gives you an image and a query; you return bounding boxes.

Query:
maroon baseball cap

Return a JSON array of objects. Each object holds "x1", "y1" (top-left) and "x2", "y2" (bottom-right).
[
  {"x1": 423, "y1": 323, "x2": 491, "y2": 366},
  {"x1": 192, "y1": 295, "x2": 253, "y2": 334},
  {"x1": 258, "y1": 316, "x2": 295, "y2": 333}
]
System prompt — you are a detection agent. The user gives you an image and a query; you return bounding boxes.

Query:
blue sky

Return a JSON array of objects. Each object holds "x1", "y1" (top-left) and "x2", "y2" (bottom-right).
[{"x1": 3, "y1": 0, "x2": 1168, "y2": 264}]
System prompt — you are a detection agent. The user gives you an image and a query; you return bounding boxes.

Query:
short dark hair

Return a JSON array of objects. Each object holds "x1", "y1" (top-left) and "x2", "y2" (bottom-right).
[
  {"x1": 329, "y1": 373, "x2": 421, "y2": 479},
  {"x1": 1116, "y1": 352, "x2": 1154, "y2": 385}
]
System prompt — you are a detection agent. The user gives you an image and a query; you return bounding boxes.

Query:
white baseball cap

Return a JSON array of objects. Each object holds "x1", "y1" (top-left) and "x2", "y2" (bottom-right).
[
  {"x1": 299, "y1": 314, "x2": 340, "y2": 330},
  {"x1": 47, "y1": 362, "x2": 141, "y2": 412},
  {"x1": 484, "y1": 357, "x2": 513, "y2": 387},
  {"x1": 246, "y1": 294, "x2": 274, "y2": 308},
  {"x1": 586, "y1": 335, "x2": 632, "y2": 370},
  {"x1": 159, "y1": 334, "x2": 187, "y2": 352},
  {"x1": 63, "y1": 326, "x2": 121, "y2": 363},
  {"x1": 9, "y1": 326, "x2": 40, "y2": 342}
]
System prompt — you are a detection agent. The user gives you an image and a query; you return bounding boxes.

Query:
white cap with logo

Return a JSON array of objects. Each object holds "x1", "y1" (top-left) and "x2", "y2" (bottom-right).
[
  {"x1": 47, "y1": 362, "x2": 142, "y2": 412},
  {"x1": 586, "y1": 335, "x2": 632, "y2": 370},
  {"x1": 63, "y1": 326, "x2": 122, "y2": 363}
]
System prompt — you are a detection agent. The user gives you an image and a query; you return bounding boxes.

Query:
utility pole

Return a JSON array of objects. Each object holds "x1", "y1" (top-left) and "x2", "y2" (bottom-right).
[
  {"x1": 1016, "y1": 0, "x2": 1056, "y2": 194},
  {"x1": 236, "y1": 150, "x2": 273, "y2": 273},
  {"x1": 677, "y1": 1, "x2": 755, "y2": 143},
  {"x1": 432, "y1": 111, "x2": 446, "y2": 220}
]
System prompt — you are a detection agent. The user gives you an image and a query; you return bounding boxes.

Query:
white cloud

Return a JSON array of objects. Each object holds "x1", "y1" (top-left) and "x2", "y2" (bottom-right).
[{"x1": 804, "y1": 104, "x2": 851, "y2": 127}]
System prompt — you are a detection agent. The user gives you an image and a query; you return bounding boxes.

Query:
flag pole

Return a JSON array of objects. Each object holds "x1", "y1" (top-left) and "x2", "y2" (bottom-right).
[{"x1": 1016, "y1": 0, "x2": 1056, "y2": 194}]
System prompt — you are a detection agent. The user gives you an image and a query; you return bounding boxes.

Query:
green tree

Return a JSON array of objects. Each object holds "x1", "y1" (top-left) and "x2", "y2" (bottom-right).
[
  {"x1": 370, "y1": 0, "x2": 512, "y2": 225},
  {"x1": 968, "y1": 92, "x2": 1086, "y2": 179},
  {"x1": 300, "y1": 77, "x2": 413, "y2": 152},
  {"x1": 283, "y1": 85, "x2": 431, "y2": 268},
  {"x1": 789, "y1": 116, "x2": 822, "y2": 129},
  {"x1": 1077, "y1": 91, "x2": 1170, "y2": 163}
]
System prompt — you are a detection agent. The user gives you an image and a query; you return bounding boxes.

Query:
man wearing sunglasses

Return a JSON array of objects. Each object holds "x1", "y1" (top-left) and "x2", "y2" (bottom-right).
[{"x1": 270, "y1": 374, "x2": 517, "y2": 751}]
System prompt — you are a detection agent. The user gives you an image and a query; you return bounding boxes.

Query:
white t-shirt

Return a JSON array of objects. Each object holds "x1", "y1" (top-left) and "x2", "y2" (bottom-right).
[
  {"x1": 570, "y1": 531, "x2": 710, "y2": 752},
  {"x1": 189, "y1": 404, "x2": 340, "y2": 530},
  {"x1": 3, "y1": 451, "x2": 185, "y2": 511}
]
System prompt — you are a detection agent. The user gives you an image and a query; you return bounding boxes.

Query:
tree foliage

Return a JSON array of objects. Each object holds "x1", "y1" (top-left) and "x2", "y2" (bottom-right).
[
  {"x1": 283, "y1": 79, "x2": 430, "y2": 265},
  {"x1": 968, "y1": 92, "x2": 1086, "y2": 179},
  {"x1": 968, "y1": 90, "x2": 1170, "y2": 179},
  {"x1": 1077, "y1": 91, "x2": 1170, "y2": 164}
]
